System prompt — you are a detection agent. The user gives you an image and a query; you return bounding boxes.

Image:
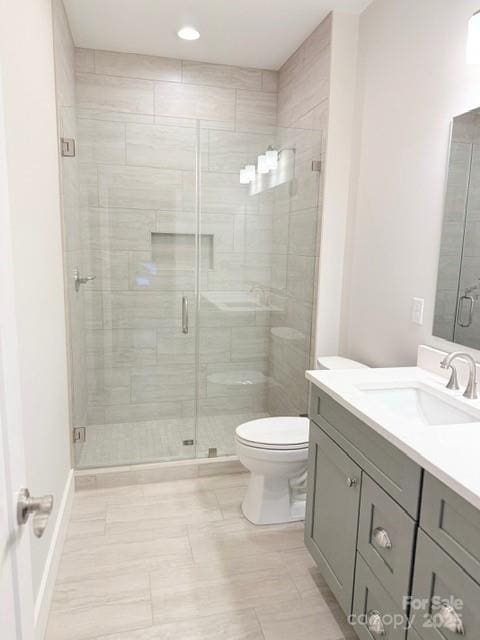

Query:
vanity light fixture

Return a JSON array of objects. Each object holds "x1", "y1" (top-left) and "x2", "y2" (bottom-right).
[
  {"x1": 467, "y1": 10, "x2": 480, "y2": 64},
  {"x1": 177, "y1": 26, "x2": 200, "y2": 41}
]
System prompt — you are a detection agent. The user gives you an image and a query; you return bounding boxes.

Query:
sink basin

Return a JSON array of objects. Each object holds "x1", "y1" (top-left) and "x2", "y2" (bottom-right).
[{"x1": 360, "y1": 385, "x2": 479, "y2": 426}]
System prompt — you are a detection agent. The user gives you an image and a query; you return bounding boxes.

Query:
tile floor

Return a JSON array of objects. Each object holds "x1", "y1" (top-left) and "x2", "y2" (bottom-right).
[
  {"x1": 76, "y1": 413, "x2": 269, "y2": 468},
  {"x1": 46, "y1": 472, "x2": 356, "y2": 640}
]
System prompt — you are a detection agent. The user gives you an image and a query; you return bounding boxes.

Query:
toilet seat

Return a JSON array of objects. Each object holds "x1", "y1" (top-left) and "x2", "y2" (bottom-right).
[{"x1": 235, "y1": 416, "x2": 309, "y2": 450}]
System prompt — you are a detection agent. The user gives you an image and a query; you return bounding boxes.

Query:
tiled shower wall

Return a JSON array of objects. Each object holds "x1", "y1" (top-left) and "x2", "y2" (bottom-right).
[
  {"x1": 74, "y1": 47, "x2": 280, "y2": 441},
  {"x1": 267, "y1": 15, "x2": 331, "y2": 416},
  {"x1": 56, "y1": 10, "x2": 331, "y2": 462}
]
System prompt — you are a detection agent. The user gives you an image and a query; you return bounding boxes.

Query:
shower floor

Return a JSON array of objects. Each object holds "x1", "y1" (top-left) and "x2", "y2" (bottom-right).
[{"x1": 76, "y1": 412, "x2": 269, "y2": 469}]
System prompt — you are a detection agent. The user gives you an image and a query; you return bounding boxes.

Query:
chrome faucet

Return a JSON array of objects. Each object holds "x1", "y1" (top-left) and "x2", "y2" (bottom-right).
[{"x1": 440, "y1": 351, "x2": 478, "y2": 399}]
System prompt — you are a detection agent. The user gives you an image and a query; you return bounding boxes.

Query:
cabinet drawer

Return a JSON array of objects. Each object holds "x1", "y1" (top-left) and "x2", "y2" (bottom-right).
[
  {"x1": 358, "y1": 474, "x2": 417, "y2": 610},
  {"x1": 420, "y1": 472, "x2": 480, "y2": 583},
  {"x1": 411, "y1": 530, "x2": 480, "y2": 639},
  {"x1": 352, "y1": 553, "x2": 408, "y2": 640},
  {"x1": 309, "y1": 385, "x2": 422, "y2": 517}
]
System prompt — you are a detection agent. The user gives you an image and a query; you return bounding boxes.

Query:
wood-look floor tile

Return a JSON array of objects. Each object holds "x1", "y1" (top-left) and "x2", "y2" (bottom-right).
[
  {"x1": 106, "y1": 491, "x2": 221, "y2": 524},
  {"x1": 188, "y1": 519, "x2": 305, "y2": 562},
  {"x1": 255, "y1": 596, "x2": 343, "y2": 640},
  {"x1": 57, "y1": 536, "x2": 192, "y2": 583},
  {"x1": 151, "y1": 565, "x2": 299, "y2": 624},
  {"x1": 51, "y1": 573, "x2": 150, "y2": 611},
  {"x1": 46, "y1": 600, "x2": 152, "y2": 640},
  {"x1": 94, "y1": 608, "x2": 264, "y2": 640}
]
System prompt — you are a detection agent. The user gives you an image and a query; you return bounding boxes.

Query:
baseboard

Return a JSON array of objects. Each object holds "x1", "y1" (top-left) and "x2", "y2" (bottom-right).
[{"x1": 34, "y1": 468, "x2": 74, "y2": 640}]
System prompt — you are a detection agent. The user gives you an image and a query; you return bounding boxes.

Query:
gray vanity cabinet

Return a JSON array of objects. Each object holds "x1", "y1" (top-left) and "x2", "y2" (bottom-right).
[
  {"x1": 306, "y1": 382, "x2": 480, "y2": 640},
  {"x1": 305, "y1": 424, "x2": 361, "y2": 614}
]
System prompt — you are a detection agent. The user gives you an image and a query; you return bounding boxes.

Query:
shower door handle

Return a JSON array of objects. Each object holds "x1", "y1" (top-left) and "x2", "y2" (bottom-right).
[{"x1": 182, "y1": 296, "x2": 189, "y2": 334}]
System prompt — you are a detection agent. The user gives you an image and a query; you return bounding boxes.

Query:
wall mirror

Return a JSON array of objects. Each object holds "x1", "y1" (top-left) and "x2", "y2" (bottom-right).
[{"x1": 434, "y1": 107, "x2": 480, "y2": 348}]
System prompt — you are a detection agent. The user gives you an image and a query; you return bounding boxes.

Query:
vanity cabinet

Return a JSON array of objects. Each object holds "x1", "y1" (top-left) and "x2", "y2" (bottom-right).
[
  {"x1": 305, "y1": 425, "x2": 361, "y2": 614},
  {"x1": 306, "y1": 382, "x2": 480, "y2": 640}
]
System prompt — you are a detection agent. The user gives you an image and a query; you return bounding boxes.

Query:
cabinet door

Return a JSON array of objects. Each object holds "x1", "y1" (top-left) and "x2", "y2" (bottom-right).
[{"x1": 305, "y1": 423, "x2": 361, "y2": 614}]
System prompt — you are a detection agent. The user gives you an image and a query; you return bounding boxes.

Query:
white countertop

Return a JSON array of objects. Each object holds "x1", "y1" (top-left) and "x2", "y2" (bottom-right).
[{"x1": 306, "y1": 366, "x2": 480, "y2": 510}]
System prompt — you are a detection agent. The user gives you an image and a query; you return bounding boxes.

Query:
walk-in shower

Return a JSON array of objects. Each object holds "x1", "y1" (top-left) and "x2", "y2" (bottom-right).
[{"x1": 53, "y1": 0, "x2": 327, "y2": 469}]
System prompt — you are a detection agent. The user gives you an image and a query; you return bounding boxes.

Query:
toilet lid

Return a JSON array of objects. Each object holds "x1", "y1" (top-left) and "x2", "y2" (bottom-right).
[{"x1": 236, "y1": 417, "x2": 309, "y2": 450}]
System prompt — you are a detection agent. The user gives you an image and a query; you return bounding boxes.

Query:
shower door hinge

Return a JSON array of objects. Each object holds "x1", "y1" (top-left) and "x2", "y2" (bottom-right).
[
  {"x1": 72, "y1": 426, "x2": 86, "y2": 443},
  {"x1": 61, "y1": 138, "x2": 76, "y2": 157},
  {"x1": 311, "y1": 160, "x2": 322, "y2": 172}
]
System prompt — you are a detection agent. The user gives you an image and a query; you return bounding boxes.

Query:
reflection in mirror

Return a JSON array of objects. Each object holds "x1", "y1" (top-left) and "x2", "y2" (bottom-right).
[{"x1": 434, "y1": 108, "x2": 480, "y2": 348}]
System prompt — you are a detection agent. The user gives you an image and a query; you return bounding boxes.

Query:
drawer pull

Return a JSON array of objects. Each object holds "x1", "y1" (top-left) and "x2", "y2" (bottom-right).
[
  {"x1": 372, "y1": 527, "x2": 392, "y2": 550},
  {"x1": 367, "y1": 610, "x2": 385, "y2": 636},
  {"x1": 346, "y1": 477, "x2": 358, "y2": 488},
  {"x1": 436, "y1": 602, "x2": 464, "y2": 635}
]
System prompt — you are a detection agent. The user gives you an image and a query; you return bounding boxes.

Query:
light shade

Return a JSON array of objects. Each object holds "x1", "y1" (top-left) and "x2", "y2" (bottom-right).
[
  {"x1": 177, "y1": 26, "x2": 200, "y2": 41},
  {"x1": 467, "y1": 11, "x2": 480, "y2": 64},
  {"x1": 239, "y1": 169, "x2": 250, "y2": 184},
  {"x1": 245, "y1": 164, "x2": 256, "y2": 181},
  {"x1": 265, "y1": 148, "x2": 279, "y2": 171},
  {"x1": 257, "y1": 154, "x2": 269, "y2": 173}
]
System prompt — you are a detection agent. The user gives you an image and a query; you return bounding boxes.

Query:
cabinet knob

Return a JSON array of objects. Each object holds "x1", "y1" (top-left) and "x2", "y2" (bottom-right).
[
  {"x1": 346, "y1": 477, "x2": 358, "y2": 488},
  {"x1": 435, "y1": 602, "x2": 464, "y2": 635},
  {"x1": 372, "y1": 527, "x2": 392, "y2": 550},
  {"x1": 367, "y1": 610, "x2": 385, "y2": 636}
]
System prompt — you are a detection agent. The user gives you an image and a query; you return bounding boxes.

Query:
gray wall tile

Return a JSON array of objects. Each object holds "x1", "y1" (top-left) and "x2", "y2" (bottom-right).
[{"x1": 95, "y1": 50, "x2": 182, "y2": 82}]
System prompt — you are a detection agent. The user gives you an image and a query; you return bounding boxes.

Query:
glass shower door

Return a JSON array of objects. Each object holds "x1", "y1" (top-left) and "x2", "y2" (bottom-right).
[
  {"x1": 74, "y1": 118, "x2": 200, "y2": 468},
  {"x1": 196, "y1": 123, "x2": 323, "y2": 458}
]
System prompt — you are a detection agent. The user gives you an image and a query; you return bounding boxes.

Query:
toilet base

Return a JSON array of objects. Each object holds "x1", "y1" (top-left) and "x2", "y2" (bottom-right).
[{"x1": 241, "y1": 472, "x2": 306, "y2": 525}]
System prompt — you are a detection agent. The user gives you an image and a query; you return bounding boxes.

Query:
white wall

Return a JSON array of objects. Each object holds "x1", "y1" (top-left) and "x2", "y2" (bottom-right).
[
  {"x1": 340, "y1": 0, "x2": 480, "y2": 366},
  {"x1": 315, "y1": 12, "x2": 359, "y2": 358},
  {"x1": 0, "y1": 0, "x2": 72, "y2": 618}
]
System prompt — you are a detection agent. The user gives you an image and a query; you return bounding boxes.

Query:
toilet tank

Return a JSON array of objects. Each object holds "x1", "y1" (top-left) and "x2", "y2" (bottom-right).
[{"x1": 316, "y1": 356, "x2": 369, "y2": 370}]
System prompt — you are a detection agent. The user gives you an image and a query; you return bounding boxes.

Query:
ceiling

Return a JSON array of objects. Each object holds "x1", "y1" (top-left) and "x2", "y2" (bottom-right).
[{"x1": 63, "y1": 0, "x2": 372, "y2": 70}]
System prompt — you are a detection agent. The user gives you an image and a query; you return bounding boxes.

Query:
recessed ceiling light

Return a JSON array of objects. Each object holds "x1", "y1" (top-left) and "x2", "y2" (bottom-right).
[{"x1": 177, "y1": 26, "x2": 200, "y2": 41}]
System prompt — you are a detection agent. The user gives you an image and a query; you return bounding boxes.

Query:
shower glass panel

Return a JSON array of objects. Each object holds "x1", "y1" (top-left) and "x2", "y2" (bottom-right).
[
  {"x1": 196, "y1": 124, "x2": 322, "y2": 458},
  {"x1": 74, "y1": 117, "x2": 199, "y2": 468},
  {"x1": 68, "y1": 108, "x2": 322, "y2": 468}
]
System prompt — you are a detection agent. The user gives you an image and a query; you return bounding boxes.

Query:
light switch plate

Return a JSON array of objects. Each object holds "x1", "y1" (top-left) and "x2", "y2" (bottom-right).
[{"x1": 412, "y1": 297, "x2": 424, "y2": 325}]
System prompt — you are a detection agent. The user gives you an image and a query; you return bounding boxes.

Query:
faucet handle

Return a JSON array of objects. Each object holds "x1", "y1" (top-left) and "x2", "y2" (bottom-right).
[{"x1": 445, "y1": 365, "x2": 460, "y2": 391}]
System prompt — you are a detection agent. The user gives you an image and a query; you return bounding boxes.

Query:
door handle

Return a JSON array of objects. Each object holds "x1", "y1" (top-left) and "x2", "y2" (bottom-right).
[
  {"x1": 17, "y1": 488, "x2": 54, "y2": 538},
  {"x1": 182, "y1": 296, "x2": 189, "y2": 334},
  {"x1": 74, "y1": 267, "x2": 96, "y2": 292},
  {"x1": 456, "y1": 295, "x2": 475, "y2": 328}
]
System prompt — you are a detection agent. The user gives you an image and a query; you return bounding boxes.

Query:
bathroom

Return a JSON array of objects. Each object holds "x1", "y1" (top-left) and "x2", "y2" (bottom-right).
[{"x1": 2, "y1": 0, "x2": 480, "y2": 638}]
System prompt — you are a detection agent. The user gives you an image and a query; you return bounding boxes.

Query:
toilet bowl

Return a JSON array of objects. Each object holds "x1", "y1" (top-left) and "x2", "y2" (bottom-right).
[
  {"x1": 236, "y1": 356, "x2": 369, "y2": 526},
  {"x1": 235, "y1": 417, "x2": 309, "y2": 525}
]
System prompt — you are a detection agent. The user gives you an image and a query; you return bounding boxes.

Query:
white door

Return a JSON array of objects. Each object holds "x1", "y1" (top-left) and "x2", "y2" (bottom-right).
[{"x1": 0, "y1": 70, "x2": 35, "y2": 640}]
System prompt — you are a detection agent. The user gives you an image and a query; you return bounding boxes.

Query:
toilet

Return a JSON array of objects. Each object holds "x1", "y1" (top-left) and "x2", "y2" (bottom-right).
[{"x1": 235, "y1": 356, "x2": 369, "y2": 525}]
